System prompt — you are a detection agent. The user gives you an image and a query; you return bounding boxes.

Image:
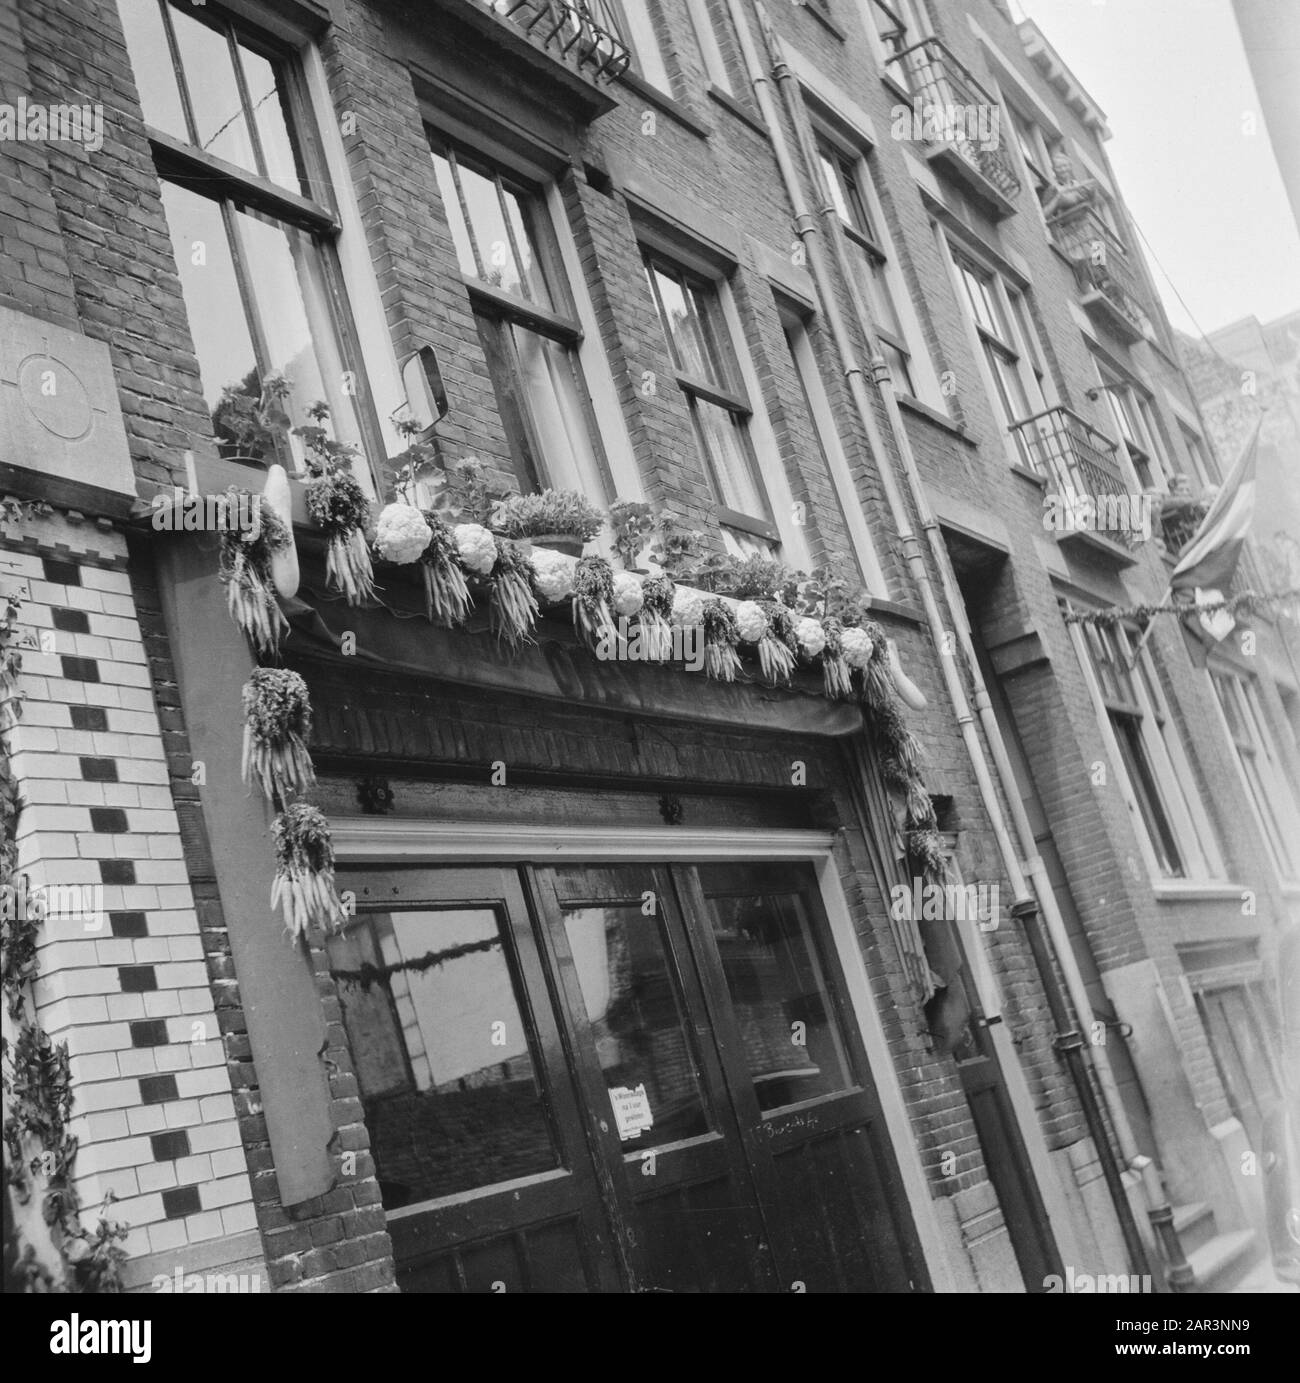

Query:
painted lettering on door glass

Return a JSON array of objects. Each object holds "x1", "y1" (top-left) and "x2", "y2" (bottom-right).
[
  {"x1": 329, "y1": 907, "x2": 559, "y2": 1208},
  {"x1": 564, "y1": 905, "x2": 711, "y2": 1149},
  {"x1": 700, "y1": 874, "x2": 853, "y2": 1114}
]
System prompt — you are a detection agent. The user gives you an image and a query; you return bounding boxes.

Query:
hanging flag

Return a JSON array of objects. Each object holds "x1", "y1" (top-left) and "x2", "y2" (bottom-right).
[{"x1": 1170, "y1": 417, "x2": 1261, "y2": 649}]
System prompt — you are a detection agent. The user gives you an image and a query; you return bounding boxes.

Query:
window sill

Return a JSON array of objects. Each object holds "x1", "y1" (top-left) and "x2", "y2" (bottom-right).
[
  {"x1": 896, "y1": 394, "x2": 973, "y2": 443},
  {"x1": 1151, "y1": 882, "x2": 1250, "y2": 903},
  {"x1": 615, "y1": 69, "x2": 713, "y2": 140},
  {"x1": 801, "y1": 3, "x2": 847, "y2": 42},
  {"x1": 707, "y1": 85, "x2": 769, "y2": 139},
  {"x1": 1009, "y1": 463, "x2": 1048, "y2": 490},
  {"x1": 880, "y1": 69, "x2": 913, "y2": 108},
  {"x1": 861, "y1": 596, "x2": 926, "y2": 628}
]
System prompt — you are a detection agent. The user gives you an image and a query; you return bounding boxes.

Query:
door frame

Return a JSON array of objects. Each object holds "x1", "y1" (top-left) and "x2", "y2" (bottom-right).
[{"x1": 332, "y1": 817, "x2": 955, "y2": 1288}]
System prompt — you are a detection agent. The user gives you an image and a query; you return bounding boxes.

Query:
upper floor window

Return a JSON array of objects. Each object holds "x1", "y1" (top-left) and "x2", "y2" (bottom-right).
[
  {"x1": 953, "y1": 253, "x2": 1049, "y2": 460},
  {"x1": 118, "y1": 0, "x2": 368, "y2": 474},
  {"x1": 683, "y1": 0, "x2": 734, "y2": 94},
  {"x1": 1074, "y1": 617, "x2": 1224, "y2": 881},
  {"x1": 867, "y1": 0, "x2": 930, "y2": 72},
  {"x1": 643, "y1": 252, "x2": 776, "y2": 549},
  {"x1": 1090, "y1": 358, "x2": 1170, "y2": 489},
  {"x1": 1210, "y1": 667, "x2": 1300, "y2": 882},
  {"x1": 589, "y1": 0, "x2": 673, "y2": 92},
  {"x1": 1178, "y1": 422, "x2": 1216, "y2": 488},
  {"x1": 431, "y1": 138, "x2": 608, "y2": 501},
  {"x1": 1006, "y1": 105, "x2": 1063, "y2": 205},
  {"x1": 817, "y1": 137, "x2": 921, "y2": 400}
]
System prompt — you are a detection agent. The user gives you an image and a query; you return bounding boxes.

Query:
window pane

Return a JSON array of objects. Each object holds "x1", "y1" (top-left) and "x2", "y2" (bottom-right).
[
  {"x1": 880, "y1": 337, "x2": 915, "y2": 397},
  {"x1": 1112, "y1": 712, "x2": 1184, "y2": 877},
  {"x1": 160, "y1": 182, "x2": 262, "y2": 452},
  {"x1": 701, "y1": 879, "x2": 852, "y2": 1114},
  {"x1": 650, "y1": 264, "x2": 709, "y2": 380},
  {"x1": 564, "y1": 904, "x2": 710, "y2": 1148},
  {"x1": 169, "y1": 5, "x2": 257, "y2": 171},
  {"x1": 431, "y1": 151, "x2": 477, "y2": 279},
  {"x1": 503, "y1": 186, "x2": 553, "y2": 310},
  {"x1": 510, "y1": 325, "x2": 603, "y2": 502},
  {"x1": 458, "y1": 160, "x2": 523, "y2": 296},
  {"x1": 237, "y1": 42, "x2": 305, "y2": 196},
  {"x1": 330, "y1": 908, "x2": 560, "y2": 1207},
  {"x1": 692, "y1": 399, "x2": 767, "y2": 518},
  {"x1": 237, "y1": 207, "x2": 355, "y2": 466},
  {"x1": 475, "y1": 309, "x2": 544, "y2": 492},
  {"x1": 116, "y1": 0, "x2": 188, "y2": 140}
]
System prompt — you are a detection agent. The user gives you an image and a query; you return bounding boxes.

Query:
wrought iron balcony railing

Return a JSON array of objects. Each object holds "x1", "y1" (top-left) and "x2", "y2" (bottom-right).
[
  {"x1": 1011, "y1": 406, "x2": 1144, "y2": 550},
  {"x1": 483, "y1": 0, "x2": 630, "y2": 83},
  {"x1": 1047, "y1": 204, "x2": 1153, "y2": 343},
  {"x1": 884, "y1": 36, "x2": 1022, "y2": 209}
]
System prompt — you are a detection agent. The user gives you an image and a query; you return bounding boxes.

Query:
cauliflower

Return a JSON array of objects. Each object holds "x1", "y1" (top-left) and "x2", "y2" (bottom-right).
[
  {"x1": 795, "y1": 617, "x2": 826, "y2": 659},
  {"x1": 612, "y1": 571, "x2": 644, "y2": 617},
  {"x1": 373, "y1": 503, "x2": 432, "y2": 565},
  {"x1": 734, "y1": 600, "x2": 767, "y2": 643},
  {"x1": 840, "y1": 625, "x2": 874, "y2": 669},
  {"x1": 671, "y1": 586, "x2": 705, "y2": 627},
  {"x1": 453, "y1": 522, "x2": 498, "y2": 576},
  {"x1": 530, "y1": 547, "x2": 577, "y2": 604}
]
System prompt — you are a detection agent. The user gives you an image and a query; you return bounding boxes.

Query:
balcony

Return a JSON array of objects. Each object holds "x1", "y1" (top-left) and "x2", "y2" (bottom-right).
[
  {"x1": 1011, "y1": 406, "x2": 1143, "y2": 562},
  {"x1": 885, "y1": 37, "x2": 1022, "y2": 218},
  {"x1": 1048, "y1": 204, "x2": 1153, "y2": 344},
  {"x1": 433, "y1": 2, "x2": 629, "y2": 119}
]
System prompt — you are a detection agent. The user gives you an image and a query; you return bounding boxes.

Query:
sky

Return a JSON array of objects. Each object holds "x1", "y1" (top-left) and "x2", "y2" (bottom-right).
[{"x1": 1015, "y1": 0, "x2": 1300, "y2": 339}]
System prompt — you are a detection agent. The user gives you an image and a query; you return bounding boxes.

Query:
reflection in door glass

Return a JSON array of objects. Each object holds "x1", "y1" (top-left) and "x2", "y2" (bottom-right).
[
  {"x1": 564, "y1": 905, "x2": 710, "y2": 1149},
  {"x1": 701, "y1": 878, "x2": 853, "y2": 1113},
  {"x1": 328, "y1": 908, "x2": 559, "y2": 1208}
]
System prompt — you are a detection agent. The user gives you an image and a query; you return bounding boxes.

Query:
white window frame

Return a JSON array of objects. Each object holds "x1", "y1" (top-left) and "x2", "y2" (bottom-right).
[
  {"x1": 596, "y1": 0, "x2": 673, "y2": 93},
  {"x1": 1208, "y1": 665, "x2": 1300, "y2": 883},
  {"x1": 427, "y1": 128, "x2": 630, "y2": 516},
  {"x1": 941, "y1": 235, "x2": 1054, "y2": 471},
  {"x1": 683, "y1": 0, "x2": 732, "y2": 94},
  {"x1": 779, "y1": 304, "x2": 887, "y2": 593},
  {"x1": 1087, "y1": 354, "x2": 1162, "y2": 494},
  {"x1": 1068, "y1": 616, "x2": 1225, "y2": 884}
]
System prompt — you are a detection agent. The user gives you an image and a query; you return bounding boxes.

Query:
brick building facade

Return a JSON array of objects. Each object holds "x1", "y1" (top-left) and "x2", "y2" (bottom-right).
[{"x1": 2, "y1": 0, "x2": 1296, "y2": 1293}]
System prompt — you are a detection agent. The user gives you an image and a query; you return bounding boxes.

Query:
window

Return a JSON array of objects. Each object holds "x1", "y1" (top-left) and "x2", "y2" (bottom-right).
[
  {"x1": 817, "y1": 137, "x2": 920, "y2": 398},
  {"x1": 1178, "y1": 423, "x2": 1217, "y2": 488},
  {"x1": 684, "y1": 0, "x2": 733, "y2": 94},
  {"x1": 643, "y1": 253, "x2": 776, "y2": 547},
  {"x1": 118, "y1": 0, "x2": 368, "y2": 473},
  {"x1": 1074, "y1": 618, "x2": 1224, "y2": 880},
  {"x1": 1006, "y1": 105, "x2": 1063, "y2": 204},
  {"x1": 589, "y1": 0, "x2": 673, "y2": 92},
  {"x1": 780, "y1": 306, "x2": 884, "y2": 592},
  {"x1": 952, "y1": 253, "x2": 1048, "y2": 463},
  {"x1": 1210, "y1": 667, "x2": 1300, "y2": 881},
  {"x1": 431, "y1": 138, "x2": 608, "y2": 501},
  {"x1": 1090, "y1": 359, "x2": 1168, "y2": 489},
  {"x1": 867, "y1": 0, "x2": 930, "y2": 80},
  {"x1": 1194, "y1": 984, "x2": 1282, "y2": 1152}
]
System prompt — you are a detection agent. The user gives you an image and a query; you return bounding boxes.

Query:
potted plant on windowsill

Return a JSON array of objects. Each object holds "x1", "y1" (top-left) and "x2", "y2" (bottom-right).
[
  {"x1": 608, "y1": 498, "x2": 656, "y2": 572},
  {"x1": 489, "y1": 488, "x2": 605, "y2": 557}
]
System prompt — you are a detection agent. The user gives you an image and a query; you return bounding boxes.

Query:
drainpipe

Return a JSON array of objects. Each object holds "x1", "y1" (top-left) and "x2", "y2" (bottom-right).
[{"x1": 731, "y1": 0, "x2": 1158, "y2": 1284}]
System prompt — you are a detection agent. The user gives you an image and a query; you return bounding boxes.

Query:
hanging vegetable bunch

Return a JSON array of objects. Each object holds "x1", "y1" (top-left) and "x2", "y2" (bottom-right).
[
  {"x1": 418, "y1": 511, "x2": 473, "y2": 626},
  {"x1": 755, "y1": 600, "x2": 799, "y2": 686},
  {"x1": 270, "y1": 803, "x2": 343, "y2": 940},
  {"x1": 218, "y1": 487, "x2": 292, "y2": 655},
  {"x1": 636, "y1": 574, "x2": 675, "y2": 661},
  {"x1": 701, "y1": 599, "x2": 742, "y2": 682},
  {"x1": 241, "y1": 668, "x2": 315, "y2": 806},
  {"x1": 297, "y1": 403, "x2": 375, "y2": 606},
  {"x1": 489, "y1": 540, "x2": 540, "y2": 647},
  {"x1": 572, "y1": 555, "x2": 616, "y2": 651}
]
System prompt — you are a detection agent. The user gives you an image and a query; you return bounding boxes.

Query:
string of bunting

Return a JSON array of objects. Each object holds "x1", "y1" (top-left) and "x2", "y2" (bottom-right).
[{"x1": 1063, "y1": 587, "x2": 1300, "y2": 630}]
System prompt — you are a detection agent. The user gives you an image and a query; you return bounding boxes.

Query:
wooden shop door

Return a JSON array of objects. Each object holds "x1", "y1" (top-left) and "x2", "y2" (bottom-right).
[{"x1": 335, "y1": 859, "x2": 925, "y2": 1292}]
